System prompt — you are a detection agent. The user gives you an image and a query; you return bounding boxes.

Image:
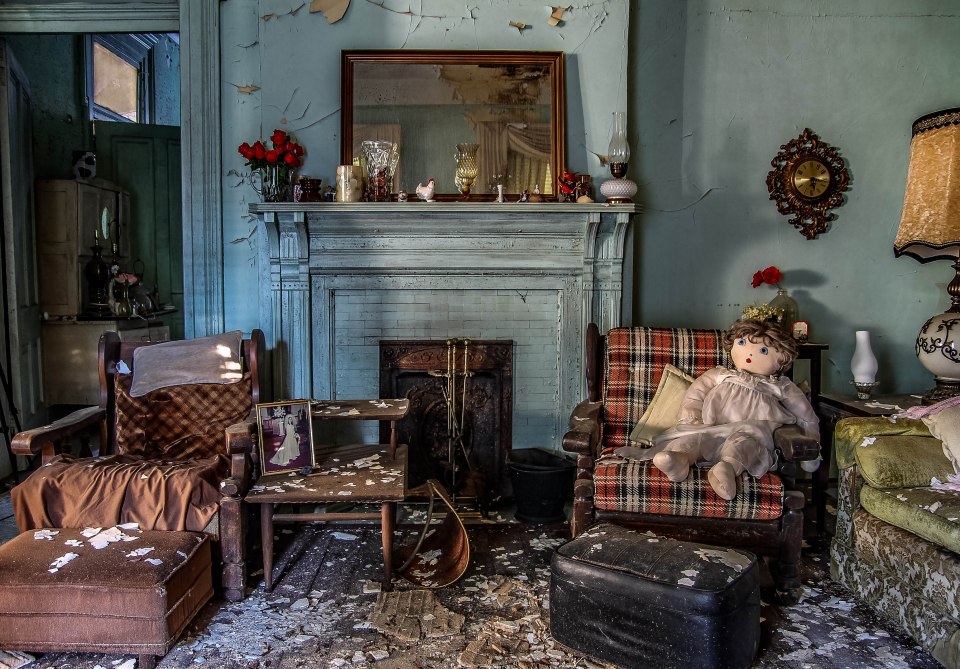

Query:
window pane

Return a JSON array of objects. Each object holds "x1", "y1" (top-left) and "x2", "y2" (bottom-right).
[{"x1": 93, "y1": 42, "x2": 138, "y2": 121}]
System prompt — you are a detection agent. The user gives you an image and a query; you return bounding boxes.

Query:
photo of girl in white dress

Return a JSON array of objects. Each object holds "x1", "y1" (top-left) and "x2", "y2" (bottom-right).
[{"x1": 257, "y1": 400, "x2": 314, "y2": 473}]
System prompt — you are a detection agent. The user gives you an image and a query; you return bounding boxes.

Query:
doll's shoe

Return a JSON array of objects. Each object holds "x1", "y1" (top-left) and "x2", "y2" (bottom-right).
[
  {"x1": 707, "y1": 461, "x2": 739, "y2": 500},
  {"x1": 652, "y1": 451, "x2": 693, "y2": 482}
]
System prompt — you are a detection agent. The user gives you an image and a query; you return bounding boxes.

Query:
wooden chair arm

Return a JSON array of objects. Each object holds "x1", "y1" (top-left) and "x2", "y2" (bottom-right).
[
  {"x1": 12, "y1": 406, "x2": 105, "y2": 460},
  {"x1": 225, "y1": 413, "x2": 257, "y2": 494},
  {"x1": 562, "y1": 401, "x2": 601, "y2": 457},
  {"x1": 225, "y1": 415, "x2": 256, "y2": 456},
  {"x1": 773, "y1": 425, "x2": 820, "y2": 462}
]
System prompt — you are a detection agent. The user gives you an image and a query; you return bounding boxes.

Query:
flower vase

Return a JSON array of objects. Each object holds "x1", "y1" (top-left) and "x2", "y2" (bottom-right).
[
  {"x1": 115, "y1": 281, "x2": 133, "y2": 317},
  {"x1": 767, "y1": 288, "x2": 798, "y2": 331},
  {"x1": 851, "y1": 330, "x2": 879, "y2": 398},
  {"x1": 261, "y1": 165, "x2": 292, "y2": 202}
]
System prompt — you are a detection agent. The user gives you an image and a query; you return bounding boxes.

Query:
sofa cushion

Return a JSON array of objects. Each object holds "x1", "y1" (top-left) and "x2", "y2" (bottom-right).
[
  {"x1": 834, "y1": 416, "x2": 930, "y2": 470},
  {"x1": 628, "y1": 364, "x2": 694, "y2": 446},
  {"x1": 602, "y1": 327, "x2": 728, "y2": 451},
  {"x1": 923, "y1": 406, "x2": 960, "y2": 473},
  {"x1": 593, "y1": 457, "x2": 784, "y2": 520},
  {"x1": 860, "y1": 485, "x2": 960, "y2": 555},
  {"x1": 854, "y1": 434, "x2": 953, "y2": 489}
]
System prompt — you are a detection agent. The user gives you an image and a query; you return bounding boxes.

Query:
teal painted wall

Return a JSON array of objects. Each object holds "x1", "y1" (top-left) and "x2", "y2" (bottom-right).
[
  {"x1": 218, "y1": 0, "x2": 959, "y2": 396},
  {"x1": 632, "y1": 0, "x2": 960, "y2": 395},
  {"x1": 219, "y1": 0, "x2": 632, "y2": 333}
]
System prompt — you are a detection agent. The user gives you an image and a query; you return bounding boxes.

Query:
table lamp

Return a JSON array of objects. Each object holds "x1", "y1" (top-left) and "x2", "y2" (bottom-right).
[{"x1": 894, "y1": 107, "x2": 960, "y2": 404}]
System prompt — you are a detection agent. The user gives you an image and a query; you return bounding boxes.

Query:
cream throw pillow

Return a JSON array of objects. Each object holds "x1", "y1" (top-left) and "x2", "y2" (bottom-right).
[
  {"x1": 628, "y1": 364, "x2": 695, "y2": 446},
  {"x1": 923, "y1": 406, "x2": 960, "y2": 472}
]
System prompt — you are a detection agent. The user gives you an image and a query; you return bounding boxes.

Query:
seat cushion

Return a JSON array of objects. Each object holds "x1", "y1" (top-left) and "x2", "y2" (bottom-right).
[
  {"x1": 12, "y1": 454, "x2": 225, "y2": 533},
  {"x1": 860, "y1": 484, "x2": 960, "y2": 554},
  {"x1": 115, "y1": 371, "x2": 253, "y2": 460},
  {"x1": 601, "y1": 327, "x2": 728, "y2": 450},
  {"x1": 854, "y1": 433, "x2": 952, "y2": 490},
  {"x1": 0, "y1": 527, "x2": 212, "y2": 656},
  {"x1": 594, "y1": 457, "x2": 784, "y2": 520}
]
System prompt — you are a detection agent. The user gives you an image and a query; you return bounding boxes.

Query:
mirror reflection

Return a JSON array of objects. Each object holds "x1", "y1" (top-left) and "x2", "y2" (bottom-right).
[{"x1": 342, "y1": 51, "x2": 564, "y2": 199}]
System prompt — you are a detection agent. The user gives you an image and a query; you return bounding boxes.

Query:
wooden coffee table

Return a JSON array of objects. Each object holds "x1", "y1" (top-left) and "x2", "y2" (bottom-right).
[{"x1": 247, "y1": 441, "x2": 408, "y2": 591}]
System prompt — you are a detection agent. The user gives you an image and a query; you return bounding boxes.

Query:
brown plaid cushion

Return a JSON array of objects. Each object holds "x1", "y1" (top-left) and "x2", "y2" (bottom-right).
[
  {"x1": 115, "y1": 373, "x2": 253, "y2": 460},
  {"x1": 594, "y1": 457, "x2": 784, "y2": 520},
  {"x1": 601, "y1": 327, "x2": 730, "y2": 451}
]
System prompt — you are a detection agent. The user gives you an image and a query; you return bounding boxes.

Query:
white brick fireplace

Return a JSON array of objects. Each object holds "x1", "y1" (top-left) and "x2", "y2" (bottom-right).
[{"x1": 254, "y1": 202, "x2": 635, "y2": 451}]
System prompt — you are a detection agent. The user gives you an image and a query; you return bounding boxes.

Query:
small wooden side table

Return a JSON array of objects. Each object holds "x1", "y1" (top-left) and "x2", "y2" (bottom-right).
[
  {"x1": 813, "y1": 392, "x2": 923, "y2": 539},
  {"x1": 247, "y1": 443, "x2": 407, "y2": 591},
  {"x1": 247, "y1": 398, "x2": 411, "y2": 591}
]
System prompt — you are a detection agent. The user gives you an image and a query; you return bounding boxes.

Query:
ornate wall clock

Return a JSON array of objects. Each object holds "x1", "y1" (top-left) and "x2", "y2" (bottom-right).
[{"x1": 766, "y1": 128, "x2": 850, "y2": 240}]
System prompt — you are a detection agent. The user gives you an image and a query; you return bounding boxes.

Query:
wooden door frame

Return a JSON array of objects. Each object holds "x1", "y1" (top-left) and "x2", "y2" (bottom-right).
[{"x1": 0, "y1": 0, "x2": 223, "y2": 338}]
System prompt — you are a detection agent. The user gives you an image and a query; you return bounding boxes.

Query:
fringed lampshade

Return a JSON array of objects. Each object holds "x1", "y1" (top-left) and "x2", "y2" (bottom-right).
[{"x1": 894, "y1": 108, "x2": 960, "y2": 403}]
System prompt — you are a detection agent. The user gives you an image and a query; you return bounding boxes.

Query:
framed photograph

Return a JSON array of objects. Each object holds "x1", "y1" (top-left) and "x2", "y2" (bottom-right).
[
  {"x1": 792, "y1": 320, "x2": 810, "y2": 342},
  {"x1": 256, "y1": 400, "x2": 315, "y2": 475}
]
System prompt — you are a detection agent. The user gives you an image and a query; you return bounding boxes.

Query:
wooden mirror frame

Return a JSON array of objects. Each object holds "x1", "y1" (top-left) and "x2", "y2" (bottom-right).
[{"x1": 341, "y1": 49, "x2": 565, "y2": 201}]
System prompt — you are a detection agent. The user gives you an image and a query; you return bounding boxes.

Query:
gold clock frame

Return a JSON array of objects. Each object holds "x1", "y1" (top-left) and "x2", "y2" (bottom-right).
[{"x1": 766, "y1": 128, "x2": 850, "y2": 240}]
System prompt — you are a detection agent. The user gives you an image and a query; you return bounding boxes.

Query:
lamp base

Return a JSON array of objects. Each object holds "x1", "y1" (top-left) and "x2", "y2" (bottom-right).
[
  {"x1": 921, "y1": 378, "x2": 960, "y2": 405},
  {"x1": 600, "y1": 177, "x2": 637, "y2": 204}
]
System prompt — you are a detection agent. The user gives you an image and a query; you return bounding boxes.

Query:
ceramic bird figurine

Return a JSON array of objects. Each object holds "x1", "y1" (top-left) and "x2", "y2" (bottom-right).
[{"x1": 416, "y1": 178, "x2": 436, "y2": 202}]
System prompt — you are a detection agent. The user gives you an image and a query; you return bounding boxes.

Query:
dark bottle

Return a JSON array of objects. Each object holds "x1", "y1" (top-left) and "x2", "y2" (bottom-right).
[{"x1": 83, "y1": 237, "x2": 111, "y2": 317}]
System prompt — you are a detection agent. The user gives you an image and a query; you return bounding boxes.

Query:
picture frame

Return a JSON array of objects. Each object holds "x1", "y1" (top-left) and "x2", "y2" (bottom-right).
[
  {"x1": 256, "y1": 400, "x2": 315, "y2": 475},
  {"x1": 792, "y1": 320, "x2": 810, "y2": 342}
]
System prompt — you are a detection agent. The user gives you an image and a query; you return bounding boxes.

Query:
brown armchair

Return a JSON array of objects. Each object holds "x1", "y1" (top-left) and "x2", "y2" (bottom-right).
[
  {"x1": 11, "y1": 330, "x2": 265, "y2": 602},
  {"x1": 563, "y1": 324, "x2": 820, "y2": 601}
]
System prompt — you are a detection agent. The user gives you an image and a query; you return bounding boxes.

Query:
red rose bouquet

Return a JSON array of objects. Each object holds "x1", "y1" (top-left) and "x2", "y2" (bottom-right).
[{"x1": 238, "y1": 129, "x2": 305, "y2": 201}]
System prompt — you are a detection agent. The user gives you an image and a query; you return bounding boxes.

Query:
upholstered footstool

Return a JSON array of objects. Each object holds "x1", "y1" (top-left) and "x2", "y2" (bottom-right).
[
  {"x1": 0, "y1": 526, "x2": 213, "y2": 669},
  {"x1": 550, "y1": 523, "x2": 760, "y2": 669}
]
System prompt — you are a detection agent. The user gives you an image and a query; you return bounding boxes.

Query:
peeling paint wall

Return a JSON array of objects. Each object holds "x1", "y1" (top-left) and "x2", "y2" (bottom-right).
[
  {"x1": 633, "y1": 0, "x2": 960, "y2": 394},
  {"x1": 219, "y1": 0, "x2": 631, "y2": 334}
]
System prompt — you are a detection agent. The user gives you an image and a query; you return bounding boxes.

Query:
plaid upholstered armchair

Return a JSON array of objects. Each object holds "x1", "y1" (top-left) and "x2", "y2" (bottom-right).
[
  {"x1": 12, "y1": 330, "x2": 264, "y2": 602},
  {"x1": 562, "y1": 324, "x2": 820, "y2": 601}
]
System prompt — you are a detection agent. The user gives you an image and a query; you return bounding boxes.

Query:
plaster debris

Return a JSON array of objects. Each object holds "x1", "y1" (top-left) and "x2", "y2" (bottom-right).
[
  {"x1": 126, "y1": 546, "x2": 155, "y2": 558},
  {"x1": 333, "y1": 532, "x2": 359, "y2": 540},
  {"x1": 509, "y1": 20, "x2": 529, "y2": 32},
  {"x1": 33, "y1": 529, "x2": 58, "y2": 540},
  {"x1": 0, "y1": 650, "x2": 34, "y2": 669},
  {"x1": 48, "y1": 551, "x2": 79, "y2": 572},
  {"x1": 860, "y1": 436, "x2": 877, "y2": 447},
  {"x1": 368, "y1": 589, "x2": 464, "y2": 641}
]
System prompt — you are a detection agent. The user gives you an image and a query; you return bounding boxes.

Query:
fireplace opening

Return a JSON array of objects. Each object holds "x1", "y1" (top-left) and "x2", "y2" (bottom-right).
[{"x1": 380, "y1": 339, "x2": 513, "y2": 507}]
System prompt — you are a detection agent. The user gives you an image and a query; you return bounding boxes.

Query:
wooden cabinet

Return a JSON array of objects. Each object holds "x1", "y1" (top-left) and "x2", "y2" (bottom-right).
[
  {"x1": 35, "y1": 179, "x2": 130, "y2": 317},
  {"x1": 41, "y1": 317, "x2": 171, "y2": 406}
]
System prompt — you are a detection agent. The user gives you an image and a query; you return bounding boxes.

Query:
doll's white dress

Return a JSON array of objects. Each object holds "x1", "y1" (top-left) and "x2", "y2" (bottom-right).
[{"x1": 616, "y1": 367, "x2": 819, "y2": 476}]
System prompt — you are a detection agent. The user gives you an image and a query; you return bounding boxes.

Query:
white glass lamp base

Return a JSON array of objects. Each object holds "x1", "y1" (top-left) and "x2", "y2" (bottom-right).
[{"x1": 600, "y1": 178, "x2": 637, "y2": 203}]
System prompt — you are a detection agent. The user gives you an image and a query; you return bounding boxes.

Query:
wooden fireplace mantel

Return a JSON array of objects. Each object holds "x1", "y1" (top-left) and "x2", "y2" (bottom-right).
[{"x1": 253, "y1": 202, "x2": 636, "y2": 451}]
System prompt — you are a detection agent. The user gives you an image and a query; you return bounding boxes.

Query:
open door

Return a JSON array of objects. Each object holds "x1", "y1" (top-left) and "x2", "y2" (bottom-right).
[
  {"x1": 95, "y1": 121, "x2": 183, "y2": 339},
  {"x1": 0, "y1": 39, "x2": 45, "y2": 478}
]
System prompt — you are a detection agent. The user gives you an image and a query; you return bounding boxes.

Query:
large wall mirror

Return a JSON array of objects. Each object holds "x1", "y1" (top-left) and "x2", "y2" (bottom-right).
[{"x1": 341, "y1": 50, "x2": 565, "y2": 201}]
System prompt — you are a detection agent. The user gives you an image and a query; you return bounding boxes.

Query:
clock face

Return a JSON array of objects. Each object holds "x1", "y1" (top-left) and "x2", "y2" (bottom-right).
[{"x1": 792, "y1": 159, "x2": 831, "y2": 198}]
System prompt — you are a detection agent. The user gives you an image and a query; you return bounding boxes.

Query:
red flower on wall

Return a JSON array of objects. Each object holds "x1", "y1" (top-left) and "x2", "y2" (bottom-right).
[{"x1": 751, "y1": 265, "x2": 783, "y2": 288}]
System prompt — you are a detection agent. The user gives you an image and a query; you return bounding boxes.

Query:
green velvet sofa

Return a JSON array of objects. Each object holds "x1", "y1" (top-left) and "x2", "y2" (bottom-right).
[{"x1": 831, "y1": 416, "x2": 960, "y2": 668}]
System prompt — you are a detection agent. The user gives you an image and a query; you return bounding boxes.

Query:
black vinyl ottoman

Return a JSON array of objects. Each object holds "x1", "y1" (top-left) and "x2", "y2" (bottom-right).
[{"x1": 550, "y1": 523, "x2": 760, "y2": 669}]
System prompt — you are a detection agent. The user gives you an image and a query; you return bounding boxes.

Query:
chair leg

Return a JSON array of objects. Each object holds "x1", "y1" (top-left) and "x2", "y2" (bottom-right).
[
  {"x1": 138, "y1": 654, "x2": 158, "y2": 669},
  {"x1": 219, "y1": 496, "x2": 247, "y2": 601},
  {"x1": 571, "y1": 454, "x2": 596, "y2": 537},
  {"x1": 772, "y1": 490, "x2": 805, "y2": 604}
]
